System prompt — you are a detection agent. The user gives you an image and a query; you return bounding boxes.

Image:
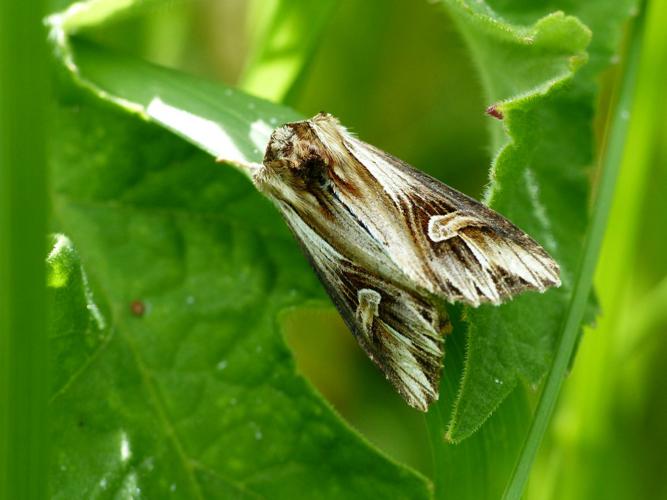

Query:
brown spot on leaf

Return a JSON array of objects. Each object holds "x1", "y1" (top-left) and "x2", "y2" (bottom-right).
[
  {"x1": 485, "y1": 104, "x2": 504, "y2": 120},
  {"x1": 130, "y1": 300, "x2": 145, "y2": 317}
]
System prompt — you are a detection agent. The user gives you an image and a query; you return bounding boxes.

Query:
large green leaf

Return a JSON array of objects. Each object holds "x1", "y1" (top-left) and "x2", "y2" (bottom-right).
[
  {"x1": 437, "y1": 0, "x2": 636, "y2": 440},
  {"x1": 48, "y1": 3, "x2": 432, "y2": 497},
  {"x1": 47, "y1": 87, "x2": 430, "y2": 498}
]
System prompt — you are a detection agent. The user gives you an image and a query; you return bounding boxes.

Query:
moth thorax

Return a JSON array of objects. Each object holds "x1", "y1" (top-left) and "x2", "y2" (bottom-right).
[
  {"x1": 265, "y1": 122, "x2": 317, "y2": 163},
  {"x1": 263, "y1": 125, "x2": 331, "y2": 190},
  {"x1": 263, "y1": 126, "x2": 293, "y2": 165}
]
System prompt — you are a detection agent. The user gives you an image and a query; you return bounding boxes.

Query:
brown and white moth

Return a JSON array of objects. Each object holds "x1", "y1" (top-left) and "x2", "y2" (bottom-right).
[{"x1": 254, "y1": 112, "x2": 560, "y2": 411}]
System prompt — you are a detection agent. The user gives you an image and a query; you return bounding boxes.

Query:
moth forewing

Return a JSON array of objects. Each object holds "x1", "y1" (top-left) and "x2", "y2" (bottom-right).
[
  {"x1": 283, "y1": 211, "x2": 449, "y2": 410},
  {"x1": 254, "y1": 112, "x2": 560, "y2": 411}
]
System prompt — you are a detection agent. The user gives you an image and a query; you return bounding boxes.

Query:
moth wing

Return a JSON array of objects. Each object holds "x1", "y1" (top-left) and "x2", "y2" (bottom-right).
[
  {"x1": 342, "y1": 138, "x2": 561, "y2": 307},
  {"x1": 282, "y1": 206, "x2": 449, "y2": 411}
]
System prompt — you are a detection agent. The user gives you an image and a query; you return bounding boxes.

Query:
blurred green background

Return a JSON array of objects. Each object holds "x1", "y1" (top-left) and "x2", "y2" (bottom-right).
[{"x1": 81, "y1": 0, "x2": 667, "y2": 496}]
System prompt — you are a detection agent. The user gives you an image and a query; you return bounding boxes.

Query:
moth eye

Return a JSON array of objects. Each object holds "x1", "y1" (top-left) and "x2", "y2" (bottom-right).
[{"x1": 302, "y1": 157, "x2": 329, "y2": 187}]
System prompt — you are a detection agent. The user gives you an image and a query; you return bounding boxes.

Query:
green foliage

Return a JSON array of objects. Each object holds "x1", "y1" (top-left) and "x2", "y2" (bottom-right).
[
  {"x1": 439, "y1": 0, "x2": 635, "y2": 441},
  {"x1": 47, "y1": 234, "x2": 109, "y2": 400},
  {"x1": 506, "y1": 9, "x2": 644, "y2": 498},
  {"x1": 425, "y1": 311, "x2": 532, "y2": 500},
  {"x1": 47, "y1": 90, "x2": 430, "y2": 498},
  {"x1": 530, "y1": 2, "x2": 667, "y2": 498},
  {"x1": 41, "y1": 0, "x2": 663, "y2": 499}
]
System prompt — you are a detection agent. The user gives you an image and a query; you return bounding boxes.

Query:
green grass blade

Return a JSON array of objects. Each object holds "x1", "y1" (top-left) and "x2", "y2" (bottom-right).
[
  {"x1": 239, "y1": 0, "x2": 336, "y2": 103},
  {"x1": 0, "y1": 1, "x2": 49, "y2": 499},
  {"x1": 502, "y1": 6, "x2": 646, "y2": 499}
]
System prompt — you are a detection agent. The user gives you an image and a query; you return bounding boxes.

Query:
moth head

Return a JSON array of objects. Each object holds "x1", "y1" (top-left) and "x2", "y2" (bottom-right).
[{"x1": 261, "y1": 118, "x2": 333, "y2": 188}]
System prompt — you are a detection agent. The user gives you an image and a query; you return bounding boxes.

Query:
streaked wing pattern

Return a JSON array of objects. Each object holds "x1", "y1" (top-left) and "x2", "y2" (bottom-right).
[
  {"x1": 255, "y1": 113, "x2": 560, "y2": 411},
  {"x1": 282, "y1": 205, "x2": 449, "y2": 410}
]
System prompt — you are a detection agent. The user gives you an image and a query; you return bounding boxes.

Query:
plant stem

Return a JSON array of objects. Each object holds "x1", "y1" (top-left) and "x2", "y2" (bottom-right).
[
  {"x1": 502, "y1": 6, "x2": 646, "y2": 500},
  {"x1": 0, "y1": 0, "x2": 49, "y2": 498},
  {"x1": 425, "y1": 403, "x2": 447, "y2": 500}
]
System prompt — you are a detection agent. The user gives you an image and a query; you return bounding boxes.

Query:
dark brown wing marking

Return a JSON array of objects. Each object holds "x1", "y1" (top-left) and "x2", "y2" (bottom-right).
[{"x1": 338, "y1": 139, "x2": 561, "y2": 306}]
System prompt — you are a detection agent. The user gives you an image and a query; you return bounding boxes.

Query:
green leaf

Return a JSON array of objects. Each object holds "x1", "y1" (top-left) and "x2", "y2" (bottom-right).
[
  {"x1": 64, "y1": 37, "x2": 301, "y2": 169},
  {"x1": 47, "y1": 234, "x2": 109, "y2": 402},
  {"x1": 426, "y1": 310, "x2": 532, "y2": 500},
  {"x1": 437, "y1": 0, "x2": 636, "y2": 441},
  {"x1": 48, "y1": 87, "x2": 431, "y2": 498},
  {"x1": 48, "y1": 4, "x2": 431, "y2": 497}
]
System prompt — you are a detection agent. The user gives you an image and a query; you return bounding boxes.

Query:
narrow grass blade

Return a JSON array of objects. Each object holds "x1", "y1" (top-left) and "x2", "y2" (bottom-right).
[
  {"x1": 239, "y1": 0, "x2": 336, "y2": 103},
  {"x1": 0, "y1": 1, "x2": 49, "y2": 499}
]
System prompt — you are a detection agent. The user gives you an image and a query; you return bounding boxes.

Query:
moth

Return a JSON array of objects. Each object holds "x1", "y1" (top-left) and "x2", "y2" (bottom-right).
[{"x1": 253, "y1": 113, "x2": 560, "y2": 411}]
